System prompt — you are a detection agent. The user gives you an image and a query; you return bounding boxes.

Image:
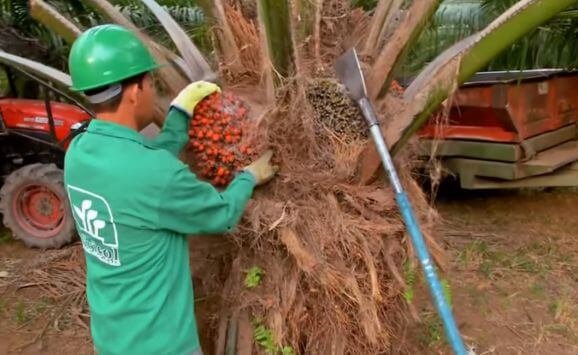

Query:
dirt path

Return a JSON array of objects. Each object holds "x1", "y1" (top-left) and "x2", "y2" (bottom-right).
[
  {"x1": 408, "y1": 188, "x2": 578, "y2": 355},
  {"x1": 0, "y1": 188, "x2": 577, "y2": 354}
]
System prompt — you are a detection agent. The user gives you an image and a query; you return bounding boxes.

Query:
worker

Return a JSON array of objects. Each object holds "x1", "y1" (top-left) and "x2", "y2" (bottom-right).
[{"x1": 63, "y1": 24, "x2": 277, "y2": 355}]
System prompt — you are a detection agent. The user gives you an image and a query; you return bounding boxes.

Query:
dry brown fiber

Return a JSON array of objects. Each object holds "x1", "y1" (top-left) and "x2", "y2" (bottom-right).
[
  {"x1": 202, "y1": 3, "x2": 444, "y2": 353},
  {"x1": 203, "y1": 79, "x2": 443, "y2": 353}
]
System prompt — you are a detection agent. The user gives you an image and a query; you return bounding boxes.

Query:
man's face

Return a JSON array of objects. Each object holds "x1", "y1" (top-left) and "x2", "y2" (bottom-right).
[{"x1": 135, "y1": 74, "x2": 156, "y2": 129}]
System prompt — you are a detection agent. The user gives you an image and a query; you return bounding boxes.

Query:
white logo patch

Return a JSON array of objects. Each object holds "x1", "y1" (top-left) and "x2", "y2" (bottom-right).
[{"x1": 67, "y1": 185, "x2": 121, "y2": 266}]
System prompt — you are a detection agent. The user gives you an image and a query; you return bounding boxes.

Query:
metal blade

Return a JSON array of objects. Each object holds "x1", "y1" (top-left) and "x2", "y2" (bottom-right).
[{"x1": 335, "y1": 48, "x2": 368, "y2": 101}]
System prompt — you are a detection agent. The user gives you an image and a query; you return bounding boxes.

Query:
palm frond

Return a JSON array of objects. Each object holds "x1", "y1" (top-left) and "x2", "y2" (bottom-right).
[
  {"x1": 368, "y1": 0, "x2": 442, "y2": 99},
  {"x1": 30, "y1": 0, "x2": 83, "y2": 44},
  {"x1": 140, "y1": 0, "x2": 213, "y2": 81},
  {"x1": 0, "y1": 49, "x2": 71, "y2": 88},
  {"x1": 362, "y1": 0, "x2": 396, "y2": 53},
  {"x1": 80, "y1": 0, "x2": 189, "y2": 81},
  {"x1": 115, "y1": 1, "x2": 210, "y2": 54},
  {"x1": 402, "y1": 0, "x2": 578, "y2": 77}
]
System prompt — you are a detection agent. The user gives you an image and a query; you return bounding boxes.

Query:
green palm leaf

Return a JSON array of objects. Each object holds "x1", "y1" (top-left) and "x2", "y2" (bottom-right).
[{"x1": 402, "y1": 0, "x2": 578, "y2": 76}]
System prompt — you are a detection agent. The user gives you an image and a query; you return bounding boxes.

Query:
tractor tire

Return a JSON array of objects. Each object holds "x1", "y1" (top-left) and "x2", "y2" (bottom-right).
[{"x1": 0, "y1": 163, "x2": 76, "y2": 249}]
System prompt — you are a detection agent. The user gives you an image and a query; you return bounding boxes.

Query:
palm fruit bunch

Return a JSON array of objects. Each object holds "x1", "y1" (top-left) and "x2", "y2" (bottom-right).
[
  {"x1": 307, "y1": 79, "x2": 368, "y2": 140},
  {"x1": 188, "y1": 92, "x2": 257, "y2": 187},
  {"x1": 307, "y1": 79, "x2": 406, "y2": 141}
]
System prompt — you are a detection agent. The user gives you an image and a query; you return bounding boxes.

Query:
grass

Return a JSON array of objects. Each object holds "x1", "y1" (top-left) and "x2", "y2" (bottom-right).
[
  {"x1": 13, "y1": 301, "x2": 30, "y2": 325},
  {"x1": 418, "y1": 312, "x2": 444, "y2": 349},
  {"x1": 456, "y1": 240, "x2": 489, "y2": 269},
  {"x1": 466, "y1": 285, "x2": 490, "y2": 310},
  {"x1": 1, "y1": 295, "x2": 54, "y2": 329},
  {"x1": 529, "y1": 282, "x2": 546, "y2": 298},
  {"x1": 544, "y1": 291, "x2": 578, "y2": 342},
  {"x1": 34, "y1": 298, "x2": 50, "y2": 314},
  {"x1": 252, "y1": 318, "x2": 295, "y2": 355},
  {"x1": 0, "y1": 228, "x2": 12, "y2": 244},
  {"x1": 456, "y1": 238, "x2": 555, "y2": 280},
  {"x1": 544, "y1": 323, "x2": 572, "y2": 337},
  {"x1": 403, "y1": 260, "x2": 417, "y2": 303}
]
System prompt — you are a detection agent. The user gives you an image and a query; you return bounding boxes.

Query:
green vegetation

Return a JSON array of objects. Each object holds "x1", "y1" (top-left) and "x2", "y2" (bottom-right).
[
  {"x1": 252, "y1": 319, "x2": 295, "y2": 354},
  {"x1": 403, "y1": 260, "x2": 417, "y2": 303},
  {"x1": 0, "y1": 227, "x2": 12, "y2": 244},
  {"x1": 441, "y1": 279, "x2": 452, "y2": 307},
  {"x1": 0, "y1": 0, "x2": 209, "y2": 70},
  {"x1": 457, "y1": 239, "x2": 554, "y2": 279},
  {"x1": 13, "y1": 301, "x2": 30, "y2": 325},
  {"x1": 244, "y1": 266, "x2": 264, "y2": 289},
  {"x1": 418, "y1": 311, "x2": 444, "y2": 348},
  {"x1": 401, "y1": 0, "x2": 578, "y2": 77}
]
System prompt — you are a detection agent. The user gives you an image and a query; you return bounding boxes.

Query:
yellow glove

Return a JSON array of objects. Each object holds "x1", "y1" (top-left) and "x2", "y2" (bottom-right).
[
  {"x1": 243, "y1": 150, "x2": 279, "y2": 186},
  {"x1": 170, "y1": 81, "x2": 221, "y2": 117}
]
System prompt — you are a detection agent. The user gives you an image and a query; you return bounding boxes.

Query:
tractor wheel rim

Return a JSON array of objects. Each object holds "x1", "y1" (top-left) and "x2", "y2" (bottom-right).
[{"x1": 13, "y1": 184, "x2": 65, "y2": 239}]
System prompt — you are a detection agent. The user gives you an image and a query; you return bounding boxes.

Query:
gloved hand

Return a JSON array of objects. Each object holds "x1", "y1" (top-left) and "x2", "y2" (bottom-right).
[
  {"x1": 170, "y1": 81, "x2": 221, "y2": 117},
  {"x1": 242, "y1": 150, "x2": 279, "y2": 186}
]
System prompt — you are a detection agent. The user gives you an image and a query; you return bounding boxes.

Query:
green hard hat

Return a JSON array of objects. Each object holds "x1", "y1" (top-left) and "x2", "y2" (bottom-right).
[{"x1": 69, "y1": 24, "x2": 161, "y2": 92}]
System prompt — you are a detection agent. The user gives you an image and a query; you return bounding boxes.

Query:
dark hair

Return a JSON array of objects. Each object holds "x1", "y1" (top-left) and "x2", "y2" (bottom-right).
[{"x1": 84, "y1": 73, "x2": 147, "y2": 113}]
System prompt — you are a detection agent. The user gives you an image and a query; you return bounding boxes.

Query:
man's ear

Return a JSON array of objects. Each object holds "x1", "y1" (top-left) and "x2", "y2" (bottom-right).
[{"x1": 125, "y1": 82, "x2": 140, "y2": 104}]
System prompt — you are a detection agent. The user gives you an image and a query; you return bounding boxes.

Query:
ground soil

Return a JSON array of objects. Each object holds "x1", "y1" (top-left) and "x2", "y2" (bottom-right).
[
  {"x1": 407, "y1": 186, "x2": 578, "y2": 355},
  {"x1": 0, "y1": 187, "x2": 576, "y2": 354}
]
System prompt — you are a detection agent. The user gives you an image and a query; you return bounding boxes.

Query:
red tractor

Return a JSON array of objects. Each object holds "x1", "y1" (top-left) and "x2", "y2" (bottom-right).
[{"x1": 0, "y1": 64, "x2": 91, "y2": 248}]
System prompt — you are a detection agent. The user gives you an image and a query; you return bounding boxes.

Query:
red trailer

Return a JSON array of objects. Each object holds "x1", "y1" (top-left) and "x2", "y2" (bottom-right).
[{"x1": 418, "y1": 69, "x2": 578, "y2": 189}]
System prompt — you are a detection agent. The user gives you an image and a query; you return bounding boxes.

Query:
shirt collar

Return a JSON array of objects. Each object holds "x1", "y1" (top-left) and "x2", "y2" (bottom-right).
[{"x1": 86, "y1": 119, "x2": 145, "y2": 144}]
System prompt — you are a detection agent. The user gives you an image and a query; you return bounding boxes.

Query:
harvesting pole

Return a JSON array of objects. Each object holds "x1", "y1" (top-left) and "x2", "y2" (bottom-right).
[{"x1": 335, "y1": 48, "x2": 467, "y2": 355}]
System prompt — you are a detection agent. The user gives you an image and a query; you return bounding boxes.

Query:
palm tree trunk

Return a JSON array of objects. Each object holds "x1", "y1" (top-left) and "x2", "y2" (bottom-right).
[{"x1": 257, "y1": 0, "x2": 295, "y2": 82}]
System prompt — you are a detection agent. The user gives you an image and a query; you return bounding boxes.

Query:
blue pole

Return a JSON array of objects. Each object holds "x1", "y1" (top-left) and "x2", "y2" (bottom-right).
[{"x1": 358, "y1": 98, "x2": 467, "y2": 355}]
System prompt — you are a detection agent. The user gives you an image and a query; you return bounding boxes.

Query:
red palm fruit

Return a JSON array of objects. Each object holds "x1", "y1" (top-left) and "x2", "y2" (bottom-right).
[{"x1": 188, "y1": 91, "x2": 257, "y2": 187}]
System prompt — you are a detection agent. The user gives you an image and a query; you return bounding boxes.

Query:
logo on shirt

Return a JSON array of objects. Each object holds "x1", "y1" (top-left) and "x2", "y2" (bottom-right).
[{"x1": 67, "y1": 185, "x2": 120, "y2": 266}]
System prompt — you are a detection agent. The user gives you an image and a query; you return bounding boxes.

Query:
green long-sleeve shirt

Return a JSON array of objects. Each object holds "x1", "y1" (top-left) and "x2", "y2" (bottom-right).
[{"x1": 63, "y1": 108, "x2": 256, "y2": 355}]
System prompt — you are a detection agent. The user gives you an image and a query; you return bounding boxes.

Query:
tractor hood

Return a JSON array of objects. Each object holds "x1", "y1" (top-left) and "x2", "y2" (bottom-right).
[{"x1": 0, "y1": 98, "x2": 91, "y2": 143}]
